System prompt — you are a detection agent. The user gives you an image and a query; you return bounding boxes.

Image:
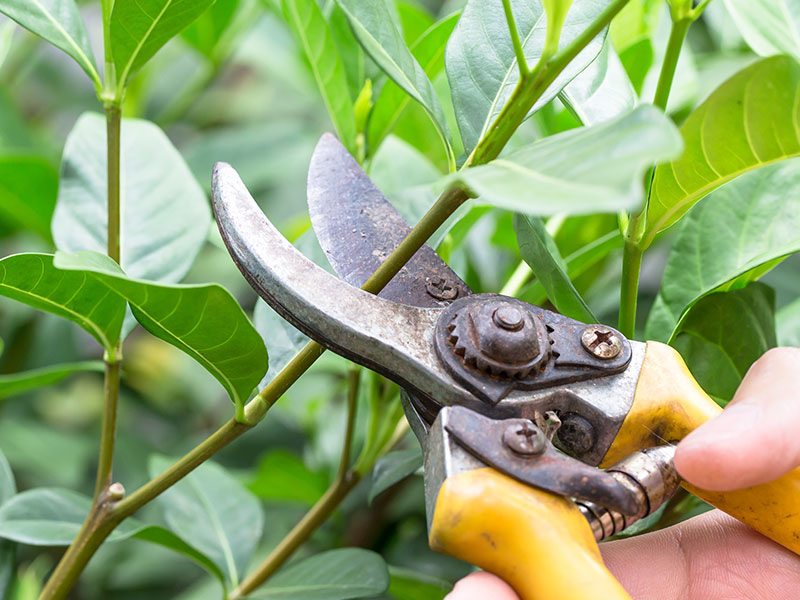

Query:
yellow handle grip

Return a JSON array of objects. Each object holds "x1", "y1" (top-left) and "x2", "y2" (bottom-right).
[
  {"x1": 603, "y1": 341, "x2": 800, "y2": 554},
  {"x1": 429, "y1": 467, "x2": 631, "y2": 600}
]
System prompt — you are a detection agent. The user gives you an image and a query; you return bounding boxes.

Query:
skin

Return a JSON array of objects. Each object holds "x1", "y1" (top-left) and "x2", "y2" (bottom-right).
[{"x1": 446, "y1": 347, "x2": 800, "y2": 600}]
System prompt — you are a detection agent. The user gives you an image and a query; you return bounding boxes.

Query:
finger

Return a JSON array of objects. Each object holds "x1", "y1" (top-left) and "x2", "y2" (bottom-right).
[
  {"x1": 445, "y1": 571, "x2": 519, "y2": 600},
  {"x1": 674, "y1": 347, "x2": 800, "y2": 491},
  {"x1": 602, "y1": 510, "x2": 800, "y2": 600}
]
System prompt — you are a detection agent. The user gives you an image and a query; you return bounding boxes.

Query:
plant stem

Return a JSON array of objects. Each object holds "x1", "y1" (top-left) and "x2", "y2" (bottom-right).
[
  {"x1": 338, "y1": 367, "x2": 361, "y2": 481},
  {"x1": 468, "y1": 0, "x2": 632, "y2": 168},
  {"x1": 502, "y1": 0, "x2": 529, "y2": 76},
  {"x1": 618, "y1": 212, "x2": 645, "y2": 338},
  {"x1": 105, "y1": 104, "x2": 121, "y2": 263},
  {"x1": 652, "y1": 17, "x2": 691, "y2": 112},
  {"x1": 93, "y1": 351, "x2": 120, "y2": 499}
]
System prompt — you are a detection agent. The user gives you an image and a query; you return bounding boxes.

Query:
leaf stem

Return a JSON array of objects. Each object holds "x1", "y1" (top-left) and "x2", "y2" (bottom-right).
[
  {"x1": 502, "y1": 0, "x2": 529, "y2": 76},
  {"x1": 105, "y1": 104, "x2": 121, "y2": 263},
  {"x1": 93, "y1": 349, "x2": 120, "y2": 499},
  {"x1": 338, "y1": 367, "x2": 361, "y2": 481},
  {"x1": 652, "y1": 17, "x2": 691, "y2": 112},
  {"x1": 618, "y1": 212, "x2": 645, "y2": 337}
]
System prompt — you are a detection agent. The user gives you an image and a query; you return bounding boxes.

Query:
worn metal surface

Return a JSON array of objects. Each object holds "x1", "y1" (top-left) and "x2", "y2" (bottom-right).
[
  {"x1": 307, "y1": 133, "x2": 471, "y2": 308},
  {"x1": 581, "y1": 327, "x2": 623, "y2": 359}
]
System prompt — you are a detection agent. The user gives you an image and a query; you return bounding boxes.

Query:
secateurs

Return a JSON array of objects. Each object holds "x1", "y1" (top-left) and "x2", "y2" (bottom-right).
[{"x1": 212, "y1": 134, "x2": 800, "y2": 600}]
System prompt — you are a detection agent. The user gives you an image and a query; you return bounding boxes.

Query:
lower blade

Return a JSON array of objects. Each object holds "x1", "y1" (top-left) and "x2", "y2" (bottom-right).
[{"x1": 307, "y1": 133, "x2": 471, "y2": 308}]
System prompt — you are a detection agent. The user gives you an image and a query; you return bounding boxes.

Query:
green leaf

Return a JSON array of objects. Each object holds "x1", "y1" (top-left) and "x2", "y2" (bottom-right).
[
  {"x1": 282, "y1": 0, "x2": 357, "y2": 154},
  {"x1": 724, "y1": 0, "x2": 800, "y2": 60},
  {"x1": 778, "y1": 298, "x2": 800, "y2": 347},
  {"x1": 513, "y1": 214, "x2": 596, "y2": 323},
  {"x1": 180, "y1": 0, "x2": 240, "y2": 59},
  {"x1": 0, "y1": 487, "x2": 225, "y2": 582},
  {"x1": 149, "y1": 456, "x2": 264, "y2": 588},
  {"x1": 0, "y1": 0, "x2": 101, "y2": 90},
  {"x1": 0, "y1": 361, "x2": 104, "y2": 400},
  {"x1": 0, "y1": 253, "x2": 125, "y2": 352},
  {"x1": 646, "y1": 159, "x2": 800, "y2": 342},
  {"x1": 247, "y1": 449, "x2": 329, "y2": 505},
  {"x1": 397, "y1": 1, "x2": 435, "y2": 46},
  {"x1": 368, "y1": 448, "x2": 422, "y2": 505},
  {"x1": 53, "y1": 113, "x2": 210, "y2": 286},
  {"x1": 446, "y1": 0, "x2": 609, "y2": 153},
  {"x1": 254, "y1": 299, "x2": 308, "y2": 388},
  {"x1": 672, "y1": 283, "x2": 776, "y2": 403},
  {"x1": 0, "y1": 449, "x2": 15, "y2": 506},
  {"x1": 110, "y1": 0, "x2": 217, "y2": 89},
  {"x1": 54, "y1": 251, "x2": 268, "y2": 412},
  {"x1": 326, "y1": 3, "x2": 365, "y2": 100},
  {"x1": 251, "y1": 548, "x2": 389, "y2": 599},
  {"x1": 387, "y1": 566, "x2": 451, "y2": 600},
  {"x1": 335, "y1": 0, "x2": 453, "y2": 165},
  {"x1": 642, "y1": 56, "x2": 800, "y2": 249},
  {"x1": 0, "y1": 449, "x2": 12, "y2": 600},
  {"x1": 543, "y1": 0, "x2": 574, "y2": 55},
  {"x1": 0, "y1": 156, "x2": 58, "y2": 242},
  {"x1": 368, "y1": 13, "x2": 459, "y2": 152},
  {"x1": 445, "y1": 105, "x2": 681, "y2": 216},
  {"x1": 559, "y1": 40, "x2": 636, "y2": 125}
]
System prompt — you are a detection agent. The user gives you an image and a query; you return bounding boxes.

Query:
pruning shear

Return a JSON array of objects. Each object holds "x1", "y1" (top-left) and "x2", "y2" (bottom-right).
[{"x1": 212, "y1": 134, "x2": 800, "y2": 600}]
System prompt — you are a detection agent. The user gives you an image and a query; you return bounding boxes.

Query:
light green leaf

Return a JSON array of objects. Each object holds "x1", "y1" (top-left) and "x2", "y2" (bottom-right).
[
  {"x1": 0, "y1": 487, "x2": 225, "y2": 582},
  {"x1": 513, "y1": 214, "x2": 596, "y2": 323},
  {"x1": 0, "y1": 361, "x2": 104, "y2": 400},
  {"x1": 149, "y1": 456, "x2": 264, "y2": 589},
  {"x1": 54, "y1": 251, "x2": 268, "y2": 412},
  {"x1": 368, "y1": 12, "x2": 459, "y2": 152},
  {"x1": 646, "y1": 159, "x2": 800, "y2": 342},
  {"x1": 53, "y1": 113, "x2": 210, "y2": 286},
  {"x1": 0, "y1": 450, "x2": 12, "y2": 600},
  {"x1": 445, "y1": 105, "x2": 681, "y2": 216},
  {"x1": 0, "y1": 253, "x2": 125, "y2": 352},
  {"x1": 110, "y1": 0, "x2": 217, "y2": 89},
  {"x1": 247, "y1": 449, "x2": 328, "y2": 505},
  {"x1": 559, "y1": 40, "x2": 636, "y2": 125},
  {"x1": 181, "y1": 0, "x2": 240, "y2": 60},
  {"x1": 672, "y1": 283, "x2": 776, "y2": 403},
  {"x1": 387, "y1": 567, "x2": 451, "y2": 600},
  {"x1": 446, "y1": 0, "x2": 608, "y2": 153},
  {"x1": 368, "y1": 448, "x2": 422, "y2": 505},
  {"x1": 397, "y1": 1, "x2": 435, "y2": 45},
  {"x1": 0, "y1": 449, "x2": 15, "y2": 506},
  {"x1": 251, "y1": 548, "x2": 389, "y2": 599},
  {"x1": 777, "y1": 298, "x2": 800, "y2": 347},
  {"x1": 724, "y1": 0, "x2": 800, "y2": 60},
  {"x1": 0, "y1": 0, "x2": 100, "y2": 90},
  {"x1": 326, "y1": 3, "x2": 365, "y2": 100},
  {"x1": 335, "y1": 0, "x2": 453, "y2": 165},
  {"x1": 642, "y1": 56, "x2": 800, "y2": 249},
  {"x1": 282, "y1": 0, "x2": 356, "y2": 154},
  {"x1": 0, "y1": 156, "x2": 58, "y2": 242}
]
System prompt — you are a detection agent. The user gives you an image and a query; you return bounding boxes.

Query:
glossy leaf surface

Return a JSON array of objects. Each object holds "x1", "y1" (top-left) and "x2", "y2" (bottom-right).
[
  {"x1": 446, "y1": 0, "x2": 608, "y2": 152},
  {"x1": 647, "y1": 159, "x2": 800, "y2": 342},
  {"x1": 54, "y1": 251, "x2": 267, "y2": 410},
  {"x1": 446, "y1": 105, "x2": 681, "y2": 215},
  {"x1": 724, "y1": 0, "x2": 800, "y2": 59},
  {"x1": 643, "y1": 56, "x2": 800, "y2": 249},
  {"x1": 0, "y1": 253, "x2": 125, "y2": 352}
]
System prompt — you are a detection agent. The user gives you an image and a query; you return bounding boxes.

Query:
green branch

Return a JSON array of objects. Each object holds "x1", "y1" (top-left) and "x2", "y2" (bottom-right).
[{"x1": 502, "y1": 0, "x2": 529, "y2": 76}]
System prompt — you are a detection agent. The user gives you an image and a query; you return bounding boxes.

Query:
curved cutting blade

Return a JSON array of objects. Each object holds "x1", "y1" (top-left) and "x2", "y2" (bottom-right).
[{"x1": 307, "y1": 133, "x2": 471, "y2": 308}]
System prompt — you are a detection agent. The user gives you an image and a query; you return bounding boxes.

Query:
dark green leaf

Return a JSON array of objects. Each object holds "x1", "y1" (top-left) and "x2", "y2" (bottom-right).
[
  {"x1": 53, "y1": 113, "x2": 210, "y2": 292},
  {"x1": 336, "y1": 0, "x2": 453, "y2": 165},
  {"x1": 513, "y1": 214, "x2": 595, "y2": 323},
  {"x1": 646, "y1": 159, "x2": 800, "y2": 342},
  {"x1": 110, "y1": 0, "x2": 216, "y2": 89},
  {"x1": 247, "y1": 450, "x2": 328, "y2": 505},
  {"x1": 368, "y1": 448, "x2": 422, "y2": 505},
  {"x1": 251, "y1": 548, "x2": 389, "y2": 599},
  {"x1": 446, "y1": 0, "x2": 608, "y2": 153},
  {"x1": 282, "y1": 0, "x2": 357, "y2": 153},
  {"x1": 0, "y1": 253, "x2": 125, "y2": 352},
  {"x1": 724, "y1": 0, "x2": 799, "y2": 59},
  {"x1": 368, "y1": 13, "x2": 459, "y2": 152},
  {"x1": 181, "y1": 0, "x2": 240, "y2": 59},
  {"x1": 149, "y1": 456, "x2": 264, "y2": 588},
  {"x1": 0, "y1": 157, "x2": 58, "y2": 242},
  {"x1": 643, "y1": 56, "x2": 800, "y2": 249},
  {"x1": 54, "y1": 251, "x2": 268, "y2": 412},
  {"x1": 446, "y1": 105, "x2": 681, "y2": 215},
  {"x1": 0, "y1": 361, "x2": 104, "y2": 400},
  {"x1": 672, "y1": 283, "x2": 776, "y2": 402},
  {"x1": 0, "y1": 0, "x2": 100, "y2": 89},
  {"x1": 387, "y1": 566, "x2": 451, "y2": 600}
]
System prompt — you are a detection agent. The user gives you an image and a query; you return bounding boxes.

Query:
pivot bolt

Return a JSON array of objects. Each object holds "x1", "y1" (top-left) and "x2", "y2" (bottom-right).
[
  {"x1": 426, "y1": 277, "x2": 459, "y2": 301},
  {"x1": 503, "y1": 421, "x2": 546, "y2": 456},
  {"x1": 581, "y1": 327, "x2": 622, "y2": 359},
  {"x1": 554, "y1": 413, "x2": 596, "y2": 457},
  {"x1": 493, "y1": 305, "x2": 524, "y2": 331}
]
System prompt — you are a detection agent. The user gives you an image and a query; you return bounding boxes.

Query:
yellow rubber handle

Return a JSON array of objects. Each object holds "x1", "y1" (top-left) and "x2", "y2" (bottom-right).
[
  {"x1": 603, "y1": 341, "x2": 800, "y2": 554},
  {"x1": 429, "y1": 467, "x2": 632, "y2": 600}
]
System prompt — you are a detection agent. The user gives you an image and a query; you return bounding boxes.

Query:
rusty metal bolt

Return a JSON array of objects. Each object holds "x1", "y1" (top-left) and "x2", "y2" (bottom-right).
[
  {"x1": 581, "y1": 327, "x2": 622, "y2": 359},
  {"x1": 493, "y1": 305, "x2": 524, "y2": 331},
  {"x1": 426, "y1": 277, "x2": 459, "y2": 301},
  {"x1": 554, "y1": 413, "x2": 596, "y2": 457},
  {"x1": 503, "y1": 421, "x2": 546, "y2": 456}
]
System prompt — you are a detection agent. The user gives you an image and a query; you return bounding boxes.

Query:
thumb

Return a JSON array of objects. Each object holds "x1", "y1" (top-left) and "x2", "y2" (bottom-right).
[
  {"x1": 674, "y1": 347, "x2": 800, "y2": 491},
  {"x1": 445, "y1": 572, "x2": 519, "y2": 600}
]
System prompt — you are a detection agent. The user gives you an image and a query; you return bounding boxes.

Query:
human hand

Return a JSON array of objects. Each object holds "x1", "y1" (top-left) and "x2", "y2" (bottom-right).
[{"x1": 445, "y1": 348, "x2": 800, "y2": 600}]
